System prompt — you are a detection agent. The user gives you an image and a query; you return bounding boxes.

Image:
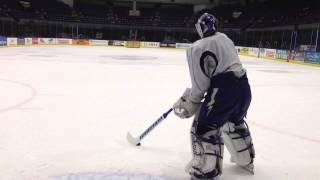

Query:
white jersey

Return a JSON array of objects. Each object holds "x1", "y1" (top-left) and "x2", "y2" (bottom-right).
[{"x1": 186, "y1": 32, "x2": 246, "y2": 103}]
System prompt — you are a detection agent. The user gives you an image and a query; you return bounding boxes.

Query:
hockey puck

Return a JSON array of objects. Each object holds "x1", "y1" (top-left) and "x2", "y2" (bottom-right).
[{"x1": 136, "y1": 143, "x2": 141, "y2": 146}]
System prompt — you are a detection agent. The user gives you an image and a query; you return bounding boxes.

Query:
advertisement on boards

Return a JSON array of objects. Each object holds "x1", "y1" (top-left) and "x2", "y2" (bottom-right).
[
  {"x1": 0, "y1": 36, "x2": 7, "y2": 46},
  {"x1": 304, "y1": 52, "x2": 320, "y2": 64},
  {"x1": 18, "y1": 38, "x2": 25, "y2": 45},
  {"x1": 7, "y1": 38, "x2": 18, "y2": 46}
]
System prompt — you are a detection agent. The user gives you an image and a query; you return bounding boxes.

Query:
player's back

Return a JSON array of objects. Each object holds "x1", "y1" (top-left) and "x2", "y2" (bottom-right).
[{"x1": 191, "y1": 32, "x2": 245, "y2": 77}]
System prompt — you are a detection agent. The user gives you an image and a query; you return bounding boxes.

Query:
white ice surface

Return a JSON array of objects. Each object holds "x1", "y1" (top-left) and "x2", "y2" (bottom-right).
[{"x1": 0, "y1": 46, "x2": 320, "y2": 180}]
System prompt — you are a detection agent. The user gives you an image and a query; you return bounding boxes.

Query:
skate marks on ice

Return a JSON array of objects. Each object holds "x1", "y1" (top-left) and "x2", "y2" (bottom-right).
[
  {"x1": 249, "y1": 121, "x2": 320, "y2": 144},
  {"x1": 100, "y1": 55, "x2": 158, "y2": 61},
  {"x1": 51, "y1": 172, "x2": 183, "y2": 180}
]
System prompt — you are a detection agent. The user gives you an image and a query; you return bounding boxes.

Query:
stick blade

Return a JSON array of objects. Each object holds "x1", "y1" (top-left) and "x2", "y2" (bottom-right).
[{"x1": 126, "y1": 132, "x2": 141, "y2": 146}]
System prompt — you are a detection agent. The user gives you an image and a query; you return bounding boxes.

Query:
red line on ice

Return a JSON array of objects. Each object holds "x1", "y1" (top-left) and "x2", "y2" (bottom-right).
[{"x1": 0, "y1": 78, "x2": 37, "y2": 113}]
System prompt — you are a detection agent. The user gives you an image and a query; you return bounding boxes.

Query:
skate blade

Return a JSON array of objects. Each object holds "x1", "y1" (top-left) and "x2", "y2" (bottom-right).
[
  {"x1": 241, "y1": 164, "x2": 254, "y2": 175},
  {"x1": 185, "y1": 160, "x2": 193, "y2": 173}
]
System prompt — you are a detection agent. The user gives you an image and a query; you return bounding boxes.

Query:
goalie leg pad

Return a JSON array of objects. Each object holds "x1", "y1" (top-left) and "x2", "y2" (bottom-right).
[
  {"x1": 221, "y1": 121, "x2": 255, "y2": 167},
  {"x1": 188, "y1": 123, "x2": 224, "y2": 179}
]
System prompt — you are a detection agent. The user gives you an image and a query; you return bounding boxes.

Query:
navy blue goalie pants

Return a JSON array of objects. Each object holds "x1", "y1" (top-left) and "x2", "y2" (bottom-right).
[{"x1": 195, "y1": 72, "x2": 252, "y2": 135}]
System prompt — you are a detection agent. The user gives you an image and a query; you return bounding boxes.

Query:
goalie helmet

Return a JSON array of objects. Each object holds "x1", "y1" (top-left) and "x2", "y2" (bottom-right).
[{"x1": 195, "y1": 13, "x2": 218, "y2": 38}]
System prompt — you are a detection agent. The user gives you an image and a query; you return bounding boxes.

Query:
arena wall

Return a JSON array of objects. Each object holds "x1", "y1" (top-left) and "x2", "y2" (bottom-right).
[{"x1": 236, "y1": 46, "x2": 320, "y2": 66}]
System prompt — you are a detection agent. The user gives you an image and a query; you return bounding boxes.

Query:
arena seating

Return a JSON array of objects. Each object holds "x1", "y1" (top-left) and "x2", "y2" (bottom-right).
[{"x1": 0, "y1": 0, "x2": 319, "y2": 29}]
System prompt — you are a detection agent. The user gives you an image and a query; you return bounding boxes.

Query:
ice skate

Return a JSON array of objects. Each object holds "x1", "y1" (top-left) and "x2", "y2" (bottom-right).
[
  {"x1": 191, "y1": 175, "x2": 220, "y2": 180},
  {"x1": 230, "y1": 156, "x2": 254, "y2": 174},
  {"x1": 186, "y1": 160, "x2": 221, "y2": 180},
  {"x1": 241, "y1": 163, "x2": 254, "y2": 174}
]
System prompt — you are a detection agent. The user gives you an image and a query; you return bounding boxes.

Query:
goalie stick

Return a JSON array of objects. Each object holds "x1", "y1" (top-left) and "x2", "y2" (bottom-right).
[{"x1": 127, "y1": 108, "x2": 173, "y2": 146}]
